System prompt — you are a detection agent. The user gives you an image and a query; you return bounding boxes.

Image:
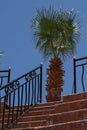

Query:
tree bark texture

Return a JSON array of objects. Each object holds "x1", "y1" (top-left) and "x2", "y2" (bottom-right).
[{"x1": 46, "y1": 58, "x2": 65, "y2": 102}]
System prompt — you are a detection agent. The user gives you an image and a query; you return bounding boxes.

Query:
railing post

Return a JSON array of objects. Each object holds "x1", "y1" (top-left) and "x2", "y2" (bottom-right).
[
  {"x1": 5, "y1": 68, "x2": 11, "y2": 104},
  {"x1": 40, "y1": 63, "x2": 43, "y2": 103},
  {"x1": 73, "y1": 58, "x2": 77, "y2": 93},
  {"x1": 0, "y1": 68, "x2": 11, "y2": 103},
  {"x1": 7, "y1": 68, "x2": 11, "y2": 83}
]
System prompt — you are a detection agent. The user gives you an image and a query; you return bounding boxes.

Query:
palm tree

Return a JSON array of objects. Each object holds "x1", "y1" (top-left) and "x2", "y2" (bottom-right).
[{"x1": 31, "y1": 7, "x2": 80, "y2": 102}]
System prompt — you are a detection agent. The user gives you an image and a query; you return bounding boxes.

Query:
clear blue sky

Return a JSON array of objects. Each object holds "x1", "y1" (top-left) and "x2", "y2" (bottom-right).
[{"x1": 0, "y1": 0, "x2": 87, "y2": 102}]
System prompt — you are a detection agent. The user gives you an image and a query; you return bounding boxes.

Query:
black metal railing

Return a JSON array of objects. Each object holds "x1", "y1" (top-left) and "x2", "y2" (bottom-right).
[
  {"x1": 0, "y1": 64, "x2": 42, "y2": 130},
  {"x1": 0, "y1": 69, "x2": 11, "y2": 103},
  {"x1": 73, "y1": 56, "x2": 87, "y2": 93}
]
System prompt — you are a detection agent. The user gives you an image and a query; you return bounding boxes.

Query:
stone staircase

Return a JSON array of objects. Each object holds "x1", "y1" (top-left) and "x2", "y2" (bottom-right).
[
  {"x1": 1, "y1": 92, "x2": 87, "y2": 130},
  {"x1": 11, "y1": 92, "x2": 87, "y2": 130}
]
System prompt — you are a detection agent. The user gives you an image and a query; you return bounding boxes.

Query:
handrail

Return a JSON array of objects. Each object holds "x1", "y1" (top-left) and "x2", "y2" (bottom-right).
[
  {"x1": 73, "y1": 57, "x2": 87, "y2": 93},
  {"x1": 0, "y1": 64, "x2": 43, "y2": 130}
]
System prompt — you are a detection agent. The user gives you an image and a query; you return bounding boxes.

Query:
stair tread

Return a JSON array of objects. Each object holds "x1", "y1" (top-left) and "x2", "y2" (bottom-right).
[
  {"x1": 18, "y1": 107, "x2": 87, "y2": 119},
  {"x1": 30, "y1": 98, "x2": 87, "y2": 112},
  {"x1": 17, "y1": 119, "x2": 47, "y2": 124},
  {"x1": 12, "y1": 119, "x2": 47, "y2": 129},
  {"x1": 34, "y1": 119, "x2": 87, "y2": 129},
  {"x1": 11, "y1": 119, "x2": 87, "y2": 130},
  {"x1": 32, "y1": 104, "x2": 55, "y2": 110},
  {"x1": 30, "y1": 107, "x2": 54, "y2": 111},
  {"x1": 59, "y1": 98, "x2": 87, "y2": 105}
]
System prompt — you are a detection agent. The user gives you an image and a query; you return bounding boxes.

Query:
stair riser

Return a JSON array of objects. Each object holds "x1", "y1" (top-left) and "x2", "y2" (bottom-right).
[
  {"x1": 24, "y1": 109, "x2": 54, "y2": 116},
  {"x1": 0, "y1": 113, "x2": 20, "y2": 120},
  {"x1": 51, "y1": 109, "x2": 87, "y2": 124},
  {"x1": 0, "y1": 118, "x2": 11, "y2": 124},
  {"x1": 13, "y1": 121, "x2": 47, "y2": 128},
  {"x1": 34, "y1": 121, "x2": 87, "y2": 130},
  {"x1": 34, "y1": 101, "x2": 61, "y2": 107},
  {"x1": 31, "y1": 106, "x2": 54, "y2": 111},
  {"x1": 15, "y1": 109, "x2": 87, "y2": 125},
  {"x1": 55, "y1": 99, "x2": 87, "y2": 113},
  {"x1": 15, "y1": 111, "x2": 87, "y2": 123},
  {"x1": 18, "y1": 115, "x2": 48, "y2": 122},
  {"x1": 63, "y1": 92, "x2": 87, "y2": 102},
  {"x1": 30, "y1": 92, "x2": 87, "y2": 113}
]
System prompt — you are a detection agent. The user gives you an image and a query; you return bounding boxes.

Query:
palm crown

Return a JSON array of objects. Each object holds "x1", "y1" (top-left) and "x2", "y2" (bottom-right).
[{"x1": 32, "y1": 7, "x2": 80, "y2": 59}]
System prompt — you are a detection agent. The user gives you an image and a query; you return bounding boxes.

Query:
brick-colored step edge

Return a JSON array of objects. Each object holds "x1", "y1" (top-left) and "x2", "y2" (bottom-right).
[
  {"x1": 12, "y1": 120, "x2": 47, "y2": 128},
  {"x1": 31, "y1": 104, "x2": 55, "y2": 111},
  {"x1": 31, "y1": 98, "x2": 87, "y2": 113},
  {"x1": 34, "y1": 100, "x2": 62, "y2": 107},
  {"x1": 10, "y1": 119, "x2": 87, "y2": 130},
  {"x1": 1, "y1": 98, "x2": 87, "y2": 118},
  {"x1": 11, "y1": 108, "x2": 87, "y2": 130},
  {"x1": 18, "y1": 114, "x2": 51, "y2": 122},
  {"x1": 33, "y1": 119, "x2": 87, "y2": 130},
  {"x1": 24, "y1": 108, "x2": 54, "y2": 116},
  {"x1": 52, "y1": 108, "x2": 87, "y2": 124},
  {"x1": 63, "y1": 92, "x2": 87, "y2": 102},
  {"x1": 55, "y1": 98, "x2": 87, "y2": 113},
  {"x1": 1, "y1": 92, "x2": 87, "y2": 115},
  {"x1": 11, "y1": 127, "x2": 35, "y2": 130},
  {"x1": 16, "y1": 108, "x2": 87, "y2": 123}
]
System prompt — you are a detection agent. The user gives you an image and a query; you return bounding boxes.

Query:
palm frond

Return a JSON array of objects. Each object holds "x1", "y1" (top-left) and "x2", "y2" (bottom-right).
[{"x1": 0, "y1": 51, "x2": 4, "y2": 55}]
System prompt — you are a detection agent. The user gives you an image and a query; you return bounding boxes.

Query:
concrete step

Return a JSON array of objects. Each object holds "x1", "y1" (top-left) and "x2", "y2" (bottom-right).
[
  {"x1": 52, "y1": 108, "x2": 87, "y2": 124},
  {"x1": 0, "y1": 105, "x2": 31, "y2": 121},
  {"x1": 30, "y1": 98, "x2": 87, "y2": 115},
  {"x1": 34, "y1": 100, "x2": 61, "y2": 107},
  {"x1": 17, "y1": 108, "x2": 87, "y2": 125},
  {"x1": 24, "y1": 108, "x2": 54, "y2": 116},
  {"x1": 31, "y1": 104, "x2": 55, "y2": 111},
  {"x1": 63, "y1": 92, "x2": 87, "y2": 102},
  {"x1": 11, "y1": 119, "x2": 87, "y2": 130},
  {"x1": 55, "y1": 98, "x2": 87, "y2": 113},
  {"x1": 11, "y1": 127, "x2": 35, "y2": 130},
  {"x1": 12, "y1": 120, "x2": 47, "y2": 129},
  {"x1": 33, "y1": 119, "x2": 87, "y2": 130},
  {"x1": 31, "y1": 92, "x2": 87, "y2": 113},
  {"x1": 0, "y1": 111, "x2": 19, "y2": 120},
  {"x1": 18, "y1": 114, "x2": 49, "y2": 122}
]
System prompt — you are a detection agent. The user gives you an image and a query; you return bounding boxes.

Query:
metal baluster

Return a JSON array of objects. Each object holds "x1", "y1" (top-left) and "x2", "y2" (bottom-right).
[
  {"x1": 37, "y1": 75, "x2": 40, "y2": 103},
  {"x1": 40, "y1": 64, "x2": 42, "y2": 103},
  {"x1": 20, "y1": 85, "x2": 23, "y2": 115},
  {"x1": 16, "y1": 87, "x2": 20, "y2": 119},
  {"x1": 34, "y1": 76, "x2": 36, "y2": 104},
  {"x1": 31, "y1": 79, "x2": 34, "y2": 106},
  {"x1": 73, "y1": 58, "x2": 77, "y2": 93},
  {"x1": 25, "y1": 82, "x2": 27, "y2": 110},
  {"x1": 11, "y1": 90, "x2": 15, "y2": 123},
  {"x1": 81, "y1": 65, "x2": 85, "y2": 91}
]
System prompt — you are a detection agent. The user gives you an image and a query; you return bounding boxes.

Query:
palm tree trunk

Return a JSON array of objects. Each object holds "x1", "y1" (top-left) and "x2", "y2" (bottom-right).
[{"x1": 46, "y1": 58, "x2": 64, "y2": 102}]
